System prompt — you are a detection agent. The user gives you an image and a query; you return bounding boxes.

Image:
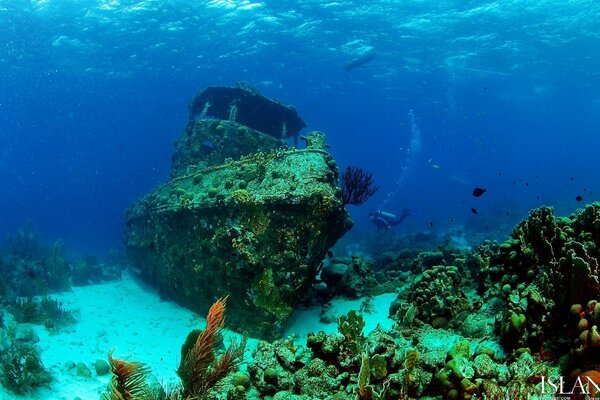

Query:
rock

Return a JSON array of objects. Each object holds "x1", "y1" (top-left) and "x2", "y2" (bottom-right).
[
  {"x1": 320, "y1": 302, "x2": 339, "y2": 324},
  {"x1": 264, "y1": 367, "x2": 279, "y2": 385},
  {"x1": 15, "y1": 325, "x2": 39, "y2": 343},
  {"x1": 232, "y1": 371, "x2": 250, "y2": 388},
  {"x1": 76, "y1": 362, "x2": 92, "y2": 379},
  {"x1": 0, "y1": 328, "x2": 9, "y2": 351},
  {"x1": 64, "y1": 360, "x2": 76, "y2": 371},
  {"x1": 320, "y1": 263, "x2": 347, "y2": 288},
  {"x1": 334, "y1": 256, "x2": 377, "y2": 298},
  {"x1": 94, "y1": 358, "x2": 110, "y2": 376},
  {"x1": 473, "y1": 354, "x2": 498, "y2": 379}
]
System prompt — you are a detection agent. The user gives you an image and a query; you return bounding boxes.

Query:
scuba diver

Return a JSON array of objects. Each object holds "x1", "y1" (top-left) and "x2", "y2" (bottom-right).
[{"x1": 369, "y1": 209, "x2": 411, "y2": 230}]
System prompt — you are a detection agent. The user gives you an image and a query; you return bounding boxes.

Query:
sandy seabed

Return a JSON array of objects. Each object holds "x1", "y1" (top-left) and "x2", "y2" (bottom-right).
[{"x1": 1, "y1": 271, "x2": 395, "y2": 400}]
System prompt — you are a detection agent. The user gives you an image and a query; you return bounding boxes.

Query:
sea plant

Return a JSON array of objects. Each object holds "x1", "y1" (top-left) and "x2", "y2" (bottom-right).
[
  {"x1": 338, "y1": 309, "x2": 366, "y2": 355},
  {"x1": 7, "y1": 296, "x2": 75, "y2": 329},
  {"x1": 0, "y1": 339, "x2": 51, "y2": 394},
  {"x1": 103, "y1": 297, "x2": 246, "y2": 400},
  {"x1": 177, "y1": 296, "x2": 247, "y2": 398},
  {"x1": 103, "y1": 352, "x2": 153, "y2": 400}
]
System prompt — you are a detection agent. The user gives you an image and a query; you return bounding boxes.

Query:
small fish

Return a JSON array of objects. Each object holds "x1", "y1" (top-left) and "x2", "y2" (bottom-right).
[
  {"x1": 472, "y1": 187, "x2": 486, "y2": 197},
  {"x1": 576, "y1": 195, "x2": 583, "y2": 202},
  {"x1": 432, "y1": 164, "x2": 441, "y2": 169},
  {"x1": 470, "y1": 208, "x2": 478, "y2": 214},
  {"x1": 429, "y1": 222, "x2": 434, "y2": 227}
]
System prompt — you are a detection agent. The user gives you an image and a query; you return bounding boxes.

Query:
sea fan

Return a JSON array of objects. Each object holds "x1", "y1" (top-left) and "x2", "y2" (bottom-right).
[
  {"x1": 178, "y1": 296, "x2": 247, "y2": 398},
  {"x1": 340, "y1": 166, "x2": 379, "y2": 206},
  {"x1": 103, "y1": 352, "x2": 151, "y2": 400}
]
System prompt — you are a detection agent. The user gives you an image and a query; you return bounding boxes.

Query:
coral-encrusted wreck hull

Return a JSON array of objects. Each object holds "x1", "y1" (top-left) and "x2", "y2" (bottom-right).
[{"x1": 124, "y1": 140, "x2": 351, "y2": 339}]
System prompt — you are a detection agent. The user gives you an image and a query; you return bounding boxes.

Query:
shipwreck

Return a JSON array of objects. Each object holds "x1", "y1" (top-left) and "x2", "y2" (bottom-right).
[{"x1": 124, "y1": 86, "x2": 352, "y2": 339}]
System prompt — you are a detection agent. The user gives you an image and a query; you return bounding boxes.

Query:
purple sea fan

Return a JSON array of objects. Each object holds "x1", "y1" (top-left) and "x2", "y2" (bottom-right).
[{"x1": 340, "y1": 166, "x2": 379, "y2": 206}]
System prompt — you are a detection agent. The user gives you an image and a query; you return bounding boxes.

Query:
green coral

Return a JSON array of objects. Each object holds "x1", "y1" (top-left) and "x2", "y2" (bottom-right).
[
  {"x1": 300, "y1": 131, "x2": 329, "y2": 151},
  {"x1": 489, "y1": 204, "x2": 600, "y2": 354},
  {"x1": 438, "y1": 341, "x2": 478, "y2": 400},
  {"x1": 369, "y1": 354, "x2": 388, "y2": 381},
  {"x1": 231, "y1": 189, "x2": 253, "y2": 204},
  {"x1": 402, "y1": 264, "x2": 471, "y2": 327},
  {"x1": 354, "y1": 353, "x2": 387, "y2": 400},
  {"x1": 338, "y1": 310, "x2": 366, "y2": 354}
]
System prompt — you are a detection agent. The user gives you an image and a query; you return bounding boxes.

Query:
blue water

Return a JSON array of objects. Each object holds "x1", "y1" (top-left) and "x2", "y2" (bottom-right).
[{"x1": 1, "y1": 0, "x2": 599, "y2": 254}]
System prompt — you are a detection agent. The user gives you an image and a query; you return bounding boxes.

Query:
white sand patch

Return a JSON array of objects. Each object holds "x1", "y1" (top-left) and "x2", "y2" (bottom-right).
[
  {"x1": 0, "y1": 271, "x2": 255, "y2": 400},
  {"x1": 285, "y1": 292, "x2": 397, "y2": 342}
]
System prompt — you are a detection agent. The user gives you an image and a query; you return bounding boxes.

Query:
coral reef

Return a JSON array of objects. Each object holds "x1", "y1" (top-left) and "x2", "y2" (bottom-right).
[
  {"x1": 228, "y1": 203, "x2": 600, "y2": 399},
  {"x1": 405, "y1": 264, "x2": 472, "y2": 328},
  {"x1": 6, "y1": 296, "x2": 76, "y2": 330},
  {"x1": 0, "y1": 224, "x2": 121, "y2": 297},
  {"x1": 489, "y1": 204, "x2": 600, "y2": 364},
  {"x1": 568, "y1": 299, "x2": 600, "y2": 371},
  {"x1": 1, "y1": 225, "x2": 70, "y2": 296}
]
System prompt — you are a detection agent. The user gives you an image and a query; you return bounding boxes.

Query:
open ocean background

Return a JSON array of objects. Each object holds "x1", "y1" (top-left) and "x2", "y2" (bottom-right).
[{"x1": 1, "y1": 0, "x2": 599, "y2": 255}]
